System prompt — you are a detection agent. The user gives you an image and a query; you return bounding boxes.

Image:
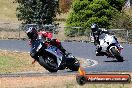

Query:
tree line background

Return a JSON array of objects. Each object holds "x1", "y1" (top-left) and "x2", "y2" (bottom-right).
[{"x1": 14, "y1": 0, "x2": 132, "y2": 37}]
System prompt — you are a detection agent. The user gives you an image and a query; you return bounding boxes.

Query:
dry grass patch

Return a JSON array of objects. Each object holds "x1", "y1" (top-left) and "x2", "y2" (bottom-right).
[
  {"x1": 0, "y1": 31, "x2": 27, "y2": 39},
  {"x1": 0, "y1": 75, "x2": 75, "y2": 88},
  {"x1": 0, "y1": 74, "x2": 132, "y2": 88},
  {"x1": 0, "y1": 0, "x2": 18, "y2": 22}
]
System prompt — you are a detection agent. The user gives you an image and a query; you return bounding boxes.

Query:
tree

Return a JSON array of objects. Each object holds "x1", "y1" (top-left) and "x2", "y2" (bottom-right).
[
  {"x1": 14, "y1": 0, "x2": 58, "y2": 24},
  {"x1": 110, "y1": 9, "x2": 132, "y2": 29},
  {"x1": 65, "y1": 0, "x2": 125, "y2": 36}
]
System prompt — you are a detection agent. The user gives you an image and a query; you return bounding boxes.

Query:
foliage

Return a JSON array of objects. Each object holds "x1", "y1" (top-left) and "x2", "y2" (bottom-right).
[
  {"x1": 14, "y1": 0, "x2": 58, "y2": 24},
  {"x1": 110, "y1": 9, "x2": 132, "y2": 29},
  {"x1": 106, "y1": 0, "x2": 125, "y2": 11},
  {"x1": 65, "y1": 0, "x2": 125, "y2": 36}
]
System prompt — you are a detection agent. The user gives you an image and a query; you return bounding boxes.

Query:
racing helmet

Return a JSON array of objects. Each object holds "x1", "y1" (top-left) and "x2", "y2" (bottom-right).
[
  {"x1": 26, "y1": 27, "x2": 38, "y2": 39},
  {"x1": 91, "y1": 23, "x2": 99, "y2": 32}
]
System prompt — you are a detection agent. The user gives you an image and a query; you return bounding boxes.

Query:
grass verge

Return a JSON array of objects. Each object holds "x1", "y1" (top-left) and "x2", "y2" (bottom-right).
[{"x1": 0, "y1": 50, "x2": 45, "y2": 74}]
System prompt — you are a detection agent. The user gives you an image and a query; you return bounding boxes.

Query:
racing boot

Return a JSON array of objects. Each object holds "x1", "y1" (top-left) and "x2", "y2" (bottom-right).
[
  {"x1": 95, "y1": 46, "x2": 106, "y2": 56},
  {"x1": 96, "y1": 51, "x2": 106, "y2": 56}
]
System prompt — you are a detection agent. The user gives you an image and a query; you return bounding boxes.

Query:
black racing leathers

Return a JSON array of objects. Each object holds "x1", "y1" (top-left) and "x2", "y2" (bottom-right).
[{"x1": 91, "y1": 29, "x2": 110, "y2": 56}]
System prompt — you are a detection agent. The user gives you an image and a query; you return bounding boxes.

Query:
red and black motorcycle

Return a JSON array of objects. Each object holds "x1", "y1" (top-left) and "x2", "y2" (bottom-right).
[{"x1": 29, "y1": 39, "x2": 80, "y2": 72}]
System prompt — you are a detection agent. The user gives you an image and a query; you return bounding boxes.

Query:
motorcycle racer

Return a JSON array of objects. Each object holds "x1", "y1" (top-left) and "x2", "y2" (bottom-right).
[
  {"x1": 26, "y1": 26, "x2": 69, "y2": 60},
  {"x1": 26, "y1": 26, "x2": 80, "y2": 72},
  {"x1": 90, "y1": 23, "x2": 124, "y2": 61},
  {"x1": 90, "y1": 23, "x2": 110, "y2": 56}
]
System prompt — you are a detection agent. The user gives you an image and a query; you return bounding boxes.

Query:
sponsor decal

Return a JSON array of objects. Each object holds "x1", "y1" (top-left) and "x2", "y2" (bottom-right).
[{"x1": 76, "y1": 67, "x2": 131, "y2": 85}]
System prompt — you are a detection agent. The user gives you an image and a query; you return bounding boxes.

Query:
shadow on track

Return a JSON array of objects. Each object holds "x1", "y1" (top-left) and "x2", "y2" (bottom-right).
[{"x1": 104, "y1": 60, "x2": 125, "y2": 62}]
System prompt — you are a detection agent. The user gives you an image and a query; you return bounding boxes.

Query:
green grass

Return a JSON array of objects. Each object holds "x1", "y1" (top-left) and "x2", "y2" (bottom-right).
[
  {"x1": 0, "y1": 55, "x2": 29, "y2": 74},
  {"x1": 0, "y1": 51, "x2": 44, "y2": 74},
  {"x1": 0, "y1": 56, "x2": 20, "y2": 68}
]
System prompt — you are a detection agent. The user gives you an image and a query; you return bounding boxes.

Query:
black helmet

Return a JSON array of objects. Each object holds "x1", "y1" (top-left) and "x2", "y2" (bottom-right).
[
  {"x1": 26, "y1": 27, "x2": 38, "y2": 39},
  {"x1": 91, "y1": 23, "x2": 99, "y2": 32}
]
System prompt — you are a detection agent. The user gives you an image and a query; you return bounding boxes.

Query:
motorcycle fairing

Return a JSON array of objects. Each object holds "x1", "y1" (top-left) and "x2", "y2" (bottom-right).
[
  {"x1": 30, "y1": 39, "x2": 63, "y2": 67},
  {"x1": 45, "y1": 45, "x2": 63, "y2": 67},
  {"x1": 99, "y1": 34, "x2": 119, "y2": 52},
  {"x1": 30, "y1": 39, "x2": 43, "y2": 54}
]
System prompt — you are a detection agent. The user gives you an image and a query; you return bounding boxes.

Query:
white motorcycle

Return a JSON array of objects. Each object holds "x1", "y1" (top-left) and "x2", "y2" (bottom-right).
[{"x1": 95, "y1": 33, "x2": 124, "y2": 62}]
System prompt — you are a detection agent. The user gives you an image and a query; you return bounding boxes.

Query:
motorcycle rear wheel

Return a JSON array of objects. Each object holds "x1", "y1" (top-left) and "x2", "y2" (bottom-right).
[
  {"x1": 38, "y1": 55, "x2": 58, "y2": 72},
  {"x1": 110, "y1": 47, "x2": 124, "y2": 62}
]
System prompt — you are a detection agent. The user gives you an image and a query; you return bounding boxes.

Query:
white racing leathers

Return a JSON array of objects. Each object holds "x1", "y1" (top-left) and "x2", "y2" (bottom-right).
[{"x1": 97, "y1": 33, "x2": 124, "y2": 62}]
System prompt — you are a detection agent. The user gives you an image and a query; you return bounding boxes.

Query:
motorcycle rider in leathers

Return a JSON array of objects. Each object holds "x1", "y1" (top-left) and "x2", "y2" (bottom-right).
[
  {"x1": 91, "y1": 23, "x2": 111, "y2": 56},
  {"x1": 26, "y1": 26, "x2": 69, "y2": 60}
]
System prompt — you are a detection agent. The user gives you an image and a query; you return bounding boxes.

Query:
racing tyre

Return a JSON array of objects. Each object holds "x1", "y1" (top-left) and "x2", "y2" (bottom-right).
[
  {"x1": 110, "y1": 47, "x2": 124, "y2": 62},
  {"x1": 38, "y1": 55, "x2": 58, "y2": 72},
  {"x1": 67, "y1": 57, "x2": 80, "y2": 71}
]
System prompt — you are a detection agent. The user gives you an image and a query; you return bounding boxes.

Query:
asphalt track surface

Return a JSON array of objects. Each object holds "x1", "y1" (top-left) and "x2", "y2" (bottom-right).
[{"x1": 0, "y1": 40, "x2": 132, "y2": 75}]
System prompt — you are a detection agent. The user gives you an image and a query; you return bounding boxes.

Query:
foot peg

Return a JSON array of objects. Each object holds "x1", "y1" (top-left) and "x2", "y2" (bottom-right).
[{"x1": 32, "y1": 60, "x2": 36, "y2": 64}]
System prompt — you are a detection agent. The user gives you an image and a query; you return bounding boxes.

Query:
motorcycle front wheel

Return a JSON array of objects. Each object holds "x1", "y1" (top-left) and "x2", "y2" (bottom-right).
[
  {"x1": 38, "y1": 55, "x2": 58, "y2": 72},
  {"x1": 66, "y1": 57, "x2": 80, "y2": 71},
  {"x1": 110, "y1": 47, "x2": 124, "y2": 62}
]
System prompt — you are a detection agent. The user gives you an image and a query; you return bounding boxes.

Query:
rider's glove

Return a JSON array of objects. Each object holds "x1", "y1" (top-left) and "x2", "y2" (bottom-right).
[{"x1": 94, "y1": 41, "x2": 98, "y2": 46}]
